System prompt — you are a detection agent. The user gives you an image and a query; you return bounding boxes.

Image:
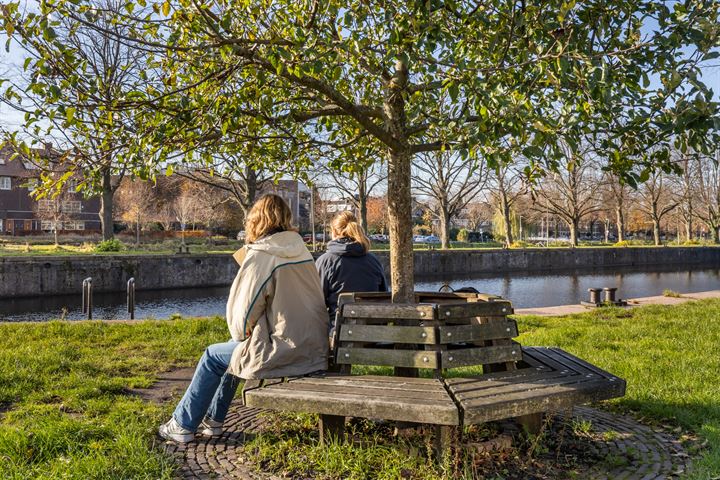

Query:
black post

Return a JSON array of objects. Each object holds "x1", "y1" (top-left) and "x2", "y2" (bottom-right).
[
  {"x1": 587, "y1": 288, "x2": 602, "y2": 305},
  {"x1": 127, "y1": 278, "x2": 136, "y2": 320},
  {"x1": 82, "y1": 277, "x2": 93, "y2": 320},
  {"x1": 603, "y1": 287, "x2": 618, "y2": 304}
]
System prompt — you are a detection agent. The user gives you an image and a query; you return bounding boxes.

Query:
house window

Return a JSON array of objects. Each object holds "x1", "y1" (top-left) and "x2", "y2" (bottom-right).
[
  {"x1": 61, "y1": 201, "x2": 81, "y2": 213},
  {"x1": 62, "y1": 221, "x2": 85, "y2": 230},
  {"x1": 38, "y1": 199, "x2": 54, "y2": 211},
  {"x1": 41, "y1": 220, "x2": 57, "y2": 230},
  {"x1": 0, "y1": 177, "x2": 11, "y2": 190}
]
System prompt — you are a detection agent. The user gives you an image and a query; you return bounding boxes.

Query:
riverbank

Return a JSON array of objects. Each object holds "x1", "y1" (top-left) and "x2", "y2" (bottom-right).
[
  {"x1": 0, "y1": 300, "x2": 718, "y2": 478},
  {"x1": 3, "y1": 246, "x2": 719, "y2": 298},
  {"x1": 515, "y1": 289, "x2": 720, "y2": 316}
]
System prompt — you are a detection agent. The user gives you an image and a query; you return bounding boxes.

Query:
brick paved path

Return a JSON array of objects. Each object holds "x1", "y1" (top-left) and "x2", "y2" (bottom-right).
[{"x1": 160, "y1": 402, "x2": 691, "y2": 480}]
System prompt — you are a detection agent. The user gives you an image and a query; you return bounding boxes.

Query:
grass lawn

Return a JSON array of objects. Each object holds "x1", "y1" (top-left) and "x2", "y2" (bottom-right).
[{"x1": 0, "y1": 300, "x2": 718, "y2": 478}]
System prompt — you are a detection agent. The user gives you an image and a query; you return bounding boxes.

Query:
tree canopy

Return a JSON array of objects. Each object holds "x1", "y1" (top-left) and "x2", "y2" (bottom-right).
[{"x1": 2, "y1": 0, "x2": 719, "y2": 299}]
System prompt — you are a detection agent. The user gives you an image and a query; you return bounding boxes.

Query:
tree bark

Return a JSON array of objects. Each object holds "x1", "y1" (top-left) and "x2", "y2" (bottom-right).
[
  {"x1": 652, "y1": 218, "x2": 661, "y2": 246},
  {"x1": 387, "y1": 149, "x2": 414, "y2": 303},
  {"x1": 713, "y1": 225, "x2": 719, "y2": 244},
  {"x1": 439, "y1": 206, "x2": 450, "y2": 249},
  {"x1": 135, "y1": 209, "x2": 140, "y2": 246},
  {"x1": 501, "y1": 193, "x2": 513, "y2": 246},
  {"x1": 358, "y1": 180, "x2": 368, "y2": 233},
  {"x1": 569, "y1": 218, "x2": 579, "y2": 247},
  {"x1": 615, "y1": 207, "x2": 625, "y2": 243},
  {"x1": 99, "y1": 170, "x2": 114, "y2": 241}
]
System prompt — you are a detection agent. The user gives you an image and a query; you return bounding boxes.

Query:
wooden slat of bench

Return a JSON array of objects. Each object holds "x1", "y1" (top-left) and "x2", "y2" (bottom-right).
[
  {"x1": 436, "y1": 302, "x2": 514, "y2": 318},
  {"x1": 442, "y1": 343, "x2": 522, "y2": 368},
  {"x1": 245, "y1": 380, "x2": 459, "y2": 425},
  {"x1": 446, "y1": 368, "x2": 578, "y2": 396},
  {"x1": 540, "y1": 347, "x2": 624, "y2": 381},
  {"x1": 438, "y1": 320, "x2": 518, "y2": 344},
  {"x1": 291, "y1": 375, "x2": 448, "y2": 392},
  {"x1": 339, "y1": 324, "x2": 436, "y2": 344},
  {"x1": 450, "y1": 371, "x2": 591, "y2": 400},
  {"x1": 269, "y1": 380, "x2": 451, "y2": 401},
  {"x1": 336, "y1": 347, "x2": 439, "y2": 369},
  {"x1": 458, "y1": 378, "x2": 624, "y2": 424},
  {"x1": 343, "y1": 304, "x2": 437, "y2": 320}
]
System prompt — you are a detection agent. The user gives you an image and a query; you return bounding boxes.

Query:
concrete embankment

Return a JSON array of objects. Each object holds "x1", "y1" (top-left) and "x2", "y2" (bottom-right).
[{"x1": 1, "y1": 246, "x2": 719, "y2": 299}]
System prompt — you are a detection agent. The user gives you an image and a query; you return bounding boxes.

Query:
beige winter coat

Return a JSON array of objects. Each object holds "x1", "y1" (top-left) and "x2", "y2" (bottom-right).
[{"x1": 226, "y1": 231, "x2": 329, "y2": 379}]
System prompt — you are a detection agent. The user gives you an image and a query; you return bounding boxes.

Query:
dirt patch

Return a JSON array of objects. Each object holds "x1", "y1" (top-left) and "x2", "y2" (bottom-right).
[
  {"x1": 0, "y1": 402, "x2": 12, "y2": 419},
  {"x1": 126, "y1": 367, "x2": 196, "y2": 403}
]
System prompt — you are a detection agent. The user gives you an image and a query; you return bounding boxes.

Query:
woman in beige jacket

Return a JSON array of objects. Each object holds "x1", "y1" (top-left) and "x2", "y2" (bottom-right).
[{"x1": 160, "y1": 194, "x2": 329, "y2": 443}]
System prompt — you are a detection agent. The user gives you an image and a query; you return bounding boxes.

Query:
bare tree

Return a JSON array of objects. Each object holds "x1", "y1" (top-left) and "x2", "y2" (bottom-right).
[
  {"x1": 412, "y1": 152, "x2": 488, "y2": 249},
  {"x1": 488, "y1": 162, "x2": 527, "y2": 246},
  {"x1": 637, "y1": 171, "x2": 679, "y2": 245},
  {"x1": 115, "y1": 178, "x2": 160, "y2": 245},
  {"x1": 33, "y1": 189, "x2": 78, "y2": 246},
  {"x1": 676, "y1": 155, "x2": 700, "y2": 241},
  {"x1": 533, "y1": 150, "x2": 602, "y2": 247},
  {"x1": 602, "y1": 172, "x2": 635, "y2": 243},
  {"x1": 693, "y1": 152, "x2": 720, "y2": 243},
  {"x1": 322, "y1": 158, "x2": 386, "y2": 233}
]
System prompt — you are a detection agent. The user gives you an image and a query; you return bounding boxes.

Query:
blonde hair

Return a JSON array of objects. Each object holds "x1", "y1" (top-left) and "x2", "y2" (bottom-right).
[
  {"x1": 245, "y1": 194, "x2": 293, "y2": 243},
  {"x1": 331, "y1": 211, "x2": 370, "y2": 253}
]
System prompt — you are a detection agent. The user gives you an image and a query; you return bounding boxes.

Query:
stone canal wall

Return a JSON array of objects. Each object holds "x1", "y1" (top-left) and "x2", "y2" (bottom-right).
[{"x1": 1, "y1": 247, "x2": 719, "y2": 298}]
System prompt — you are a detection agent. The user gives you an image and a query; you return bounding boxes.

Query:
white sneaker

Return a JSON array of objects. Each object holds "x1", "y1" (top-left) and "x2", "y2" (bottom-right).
[
  {"x1": 159, "y1": 418, "x2": 195, "y2": 443},
  {"x1": 199, "y1": 416, "x2": 223, "y2": 437}
]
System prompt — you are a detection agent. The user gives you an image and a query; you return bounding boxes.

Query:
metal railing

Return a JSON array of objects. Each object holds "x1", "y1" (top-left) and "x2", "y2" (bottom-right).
[
  {"x1": 127, "y1": 278, "x2": 136, "y2": 320},
  {"x1": 81, "y1": 277, "x2": 93, "y2": 320}
]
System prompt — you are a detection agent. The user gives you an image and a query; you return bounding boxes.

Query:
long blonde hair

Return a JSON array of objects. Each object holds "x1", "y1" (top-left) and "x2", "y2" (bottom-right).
[
  {"x1": 245, "y1": 194, "x2": 293, "y2": 243},
  {"x1": 331, "y1": 211, "x2": 370, "y2": 253}
]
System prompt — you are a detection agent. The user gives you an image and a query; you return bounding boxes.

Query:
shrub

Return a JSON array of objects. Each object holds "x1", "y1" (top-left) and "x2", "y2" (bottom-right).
[
  {"x1": 663, "y1": 289, "x2": 682, "y2": 298},
  {"x1": 94, "y1": 239, "x2": 125, "y2": 252},
  {"x1": 457, "y1": 228, "x2": 469, "y2": 242},
  {"x1": 510, "y1": 240, "x2": 531, "y2": 249},
  {"x1": 613, "y1": 240, "x2": 631, "y2": 247}
]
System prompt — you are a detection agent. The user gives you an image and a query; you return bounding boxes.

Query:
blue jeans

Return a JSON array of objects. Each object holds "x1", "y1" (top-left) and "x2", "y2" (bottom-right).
[{"x1": 173, "y1": 341, "x2": 242, "y2": 431}]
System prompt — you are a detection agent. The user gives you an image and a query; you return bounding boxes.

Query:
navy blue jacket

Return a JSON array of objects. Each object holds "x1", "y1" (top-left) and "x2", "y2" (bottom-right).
[{"x1": 315, "y1": 238, "x2": 388, "y2": 322}]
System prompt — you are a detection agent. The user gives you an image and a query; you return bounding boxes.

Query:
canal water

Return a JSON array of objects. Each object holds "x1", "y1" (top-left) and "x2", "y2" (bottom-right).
[{"x1": 1, "y1": 265, "x2": 719, "y2": 321}]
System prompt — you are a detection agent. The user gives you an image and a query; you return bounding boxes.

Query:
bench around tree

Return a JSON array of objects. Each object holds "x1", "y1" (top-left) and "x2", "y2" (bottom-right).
[{"x1": 244, "y1": 291, "x2": 626, "y2": 455}]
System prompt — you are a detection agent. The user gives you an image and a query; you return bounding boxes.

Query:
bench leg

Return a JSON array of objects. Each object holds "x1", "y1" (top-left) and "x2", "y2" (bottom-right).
[
  {"x1": 434, "y1": 425, "x2": 455, "y2": 461},
  {"x1": 319, "y1": 414, "x2": 345, "y2": 444},
  {"x1": 517, "y1": 412, "x2": 543, "y2": 434}
]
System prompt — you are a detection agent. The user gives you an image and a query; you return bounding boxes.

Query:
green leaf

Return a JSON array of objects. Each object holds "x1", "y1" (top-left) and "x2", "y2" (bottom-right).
[{"x1": 65, "y1": 107, "x2": 76, "y2": 124}]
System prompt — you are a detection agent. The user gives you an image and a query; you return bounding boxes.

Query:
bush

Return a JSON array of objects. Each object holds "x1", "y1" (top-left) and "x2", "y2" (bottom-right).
[
  {"x1": 94, "y1": 239, "x2": 125, "y2": 252},
  {"x1": 613, "y1": 240, "x2": 631, "y2": 247},
  {"x1": 510, "y1": 240, "x2": 531, "y2": 249},
  {"x1": 457, "y1": 228, "x2": 469, "y2": 242}
]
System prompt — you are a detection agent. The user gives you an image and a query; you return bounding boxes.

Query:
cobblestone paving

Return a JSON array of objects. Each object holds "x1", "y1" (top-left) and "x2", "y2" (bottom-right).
[{"x1": 161, "y1": 403, "x2": 691, "y2": 480}]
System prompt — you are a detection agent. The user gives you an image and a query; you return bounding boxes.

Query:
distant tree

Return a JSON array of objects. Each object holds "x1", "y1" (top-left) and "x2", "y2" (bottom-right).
[
  {"x1": 637, "y1": 171, "x2": 679, "y2": 245},
  {"x1": 602, "y1": 172, "x2": 635, "y2": 243},
  {"x1": 533, "y1": 147, "x2": 602, "y2": 247},
  {"x1": 412, "y1": 151, "x2": 488, "y2": 249},
  {"x1": 366, "y1": 196, "x2": 388, "y2": 234},
  {"x1": 693, "y1": 151, "x2": 720, "y2": 243},
  {"x1": 488, "y1": 163, "x2": 527, "y2": 247},
  {"x1": 33, "y1": 187, "x2": 76, "y2": 246},
  {"x1": 115, "y1": 178, "x2": 158, "y2": 245}
]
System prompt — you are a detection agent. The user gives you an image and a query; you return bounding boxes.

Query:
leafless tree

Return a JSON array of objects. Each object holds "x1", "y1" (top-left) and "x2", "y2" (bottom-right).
[
  {"x1": 533, "y1": 148, "x2": 602, "y2": 247},
  {"x1": 601, "y1": 172, "x2": 635, "y2": 243},
  {"x1": 637, "y1": 171, "x2": 679, "y2": 245},
  {"x1": 693, "y1": 151, "x2": 720, "y2": 243},
  {"x1": 487, "y1": 162, "x2": 528, "y2": 246},
  {"x1": 676, "y1": 154, "x2": 700, "y2": 241},
  {"x1": 115, "y1": 178, "x2": 158, "y2": 245},
  {"x1": 412, "y1": 151, "x2": 488, "y2": 249},
  {"x1": 322, "y1": 159, "x2": 386, "y2": 232}
]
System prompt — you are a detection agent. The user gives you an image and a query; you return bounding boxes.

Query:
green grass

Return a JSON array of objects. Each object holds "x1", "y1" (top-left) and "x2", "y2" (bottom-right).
[
  {"x1": 1, "y1": 301, "x2": 720, "y2": 478},
  {"x1": 0, "y1": 318, "x2": 228, "y2": 479}
]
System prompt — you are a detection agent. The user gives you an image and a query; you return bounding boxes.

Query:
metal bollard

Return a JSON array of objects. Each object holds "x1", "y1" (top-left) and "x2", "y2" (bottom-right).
[
  {"x1": 603, "y1": 287, "x2": 618, "y2": 304},
  {"x1": 82, "y1": 277, "x2": 93, "y2": 320},
  {"x1": 587, "y1": 288, "x2": 602, "y2": 305},
  {"x1": 127, "y1": 277, "x2": 136, "y2": 320}
]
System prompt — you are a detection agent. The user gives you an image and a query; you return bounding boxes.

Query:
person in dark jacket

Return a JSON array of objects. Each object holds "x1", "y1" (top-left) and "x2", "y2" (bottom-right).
[{"x1": 315, "y1": 211, "x2": 388, "y2": 331}]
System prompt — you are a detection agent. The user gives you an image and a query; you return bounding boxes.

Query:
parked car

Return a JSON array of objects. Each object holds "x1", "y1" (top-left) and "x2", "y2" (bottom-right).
[
  {"x1": 236, "y1": 230, "x2": 246, "y2": 241},
  {"x1": 302, "y1": 233, "x2": 313, "y2": 243},
  {"x1": 413, "y1": 235, "x2": 427, "y2": 243},
  {"x1": 424, "y1": 235, "x2": 441, "y2": 244},
  {"x1": 369, "y1": 234, "x2": 389, "y2": 243}
]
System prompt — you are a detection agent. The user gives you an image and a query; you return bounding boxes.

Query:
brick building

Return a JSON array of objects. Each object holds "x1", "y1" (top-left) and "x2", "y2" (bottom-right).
[{"x1": 0, "y1": 145, "x2": 101, "y2": 235}]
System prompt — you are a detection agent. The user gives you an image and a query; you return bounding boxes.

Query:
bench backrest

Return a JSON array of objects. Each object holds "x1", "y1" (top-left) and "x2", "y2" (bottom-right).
[{"x1": 333, "y1": 291, "x2": 521, "y2": 377}]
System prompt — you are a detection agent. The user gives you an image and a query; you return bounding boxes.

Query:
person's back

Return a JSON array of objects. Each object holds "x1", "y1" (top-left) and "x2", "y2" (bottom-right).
[{"x1": 316, "y1": 212, "x2": 387, "y2": 325}]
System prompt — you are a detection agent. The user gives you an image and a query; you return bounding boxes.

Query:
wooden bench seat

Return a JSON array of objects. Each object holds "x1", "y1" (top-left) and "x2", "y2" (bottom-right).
[
  {"x1": 244, "y1": 291, "x2": 626, "y2": 455},
  {"x1": 446, "y1": 347, "x2": 625, "y2": 425}
]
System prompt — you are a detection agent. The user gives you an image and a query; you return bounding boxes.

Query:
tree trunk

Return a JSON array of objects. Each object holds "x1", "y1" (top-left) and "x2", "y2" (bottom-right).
[
  {"x1": 439, "y1": 207, "x2": 450, "y2": 250},
  {"x1": 358, "y1": 181, "x2": 368, "y2": 233},
  {"x1": 712, "y1": 224, "x2": 720, "y2": 244},
  {"x1": 135, "y1": 210, "x2": 140, "y2": 246},
  {"x1": 501, "y1": 194, "x2": 513, "y2": 246},
  {"x1": 99, "y1": 170, "x2": 114, "y2": 241},
  {"x1": 387, "y1": 149, "x2": 414, "y2": 303},
  {"x1": 569, "y1": 218, "x2": 579, "y2": 247},
  {"x1": 615, "y1": 207, "x2": 625, "y2": 243},
  {"x1": 653, "y1": 218, "x2": 661, "y2": 246}
]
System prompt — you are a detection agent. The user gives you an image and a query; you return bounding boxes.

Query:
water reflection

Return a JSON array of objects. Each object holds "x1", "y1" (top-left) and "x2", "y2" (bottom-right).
[{"x1": 1, "y1": 266, "x2": 719, "y2": 321}]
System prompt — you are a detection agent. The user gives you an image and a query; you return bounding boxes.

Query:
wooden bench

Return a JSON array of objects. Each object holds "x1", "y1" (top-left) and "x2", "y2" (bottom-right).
[{"x1": 244, "y1": 291, "x2": 625, "y2": 455}]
